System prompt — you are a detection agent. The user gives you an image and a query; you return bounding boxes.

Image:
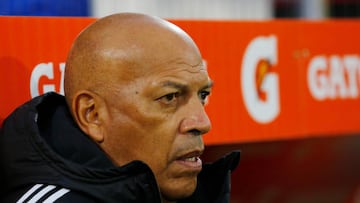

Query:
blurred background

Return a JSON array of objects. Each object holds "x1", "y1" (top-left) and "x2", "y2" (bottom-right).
[{"x1": 0, "y1": 0, "x2": 359, "y2": 19}]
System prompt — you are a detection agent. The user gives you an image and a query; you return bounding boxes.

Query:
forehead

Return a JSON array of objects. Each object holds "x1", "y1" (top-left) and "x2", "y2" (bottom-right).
[
  {"x1": 148, "y1": 58, "x2": 210, "y2": 83},
  {"x1": 100, "y1": 21, "x2": 208, "y2": 87}
]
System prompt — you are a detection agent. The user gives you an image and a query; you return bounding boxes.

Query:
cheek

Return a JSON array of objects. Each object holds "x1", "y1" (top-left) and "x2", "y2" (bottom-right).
[
  {"x1": 104, "y1": 102, "x2": 179, "y2": 170},
  {"x1": 136, "y1": 118, "x2": 179, "y2": 172}
]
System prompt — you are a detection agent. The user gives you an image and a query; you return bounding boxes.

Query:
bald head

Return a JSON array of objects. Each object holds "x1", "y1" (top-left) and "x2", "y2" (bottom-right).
[
  {"x1": 64, "y1": 13, "x2": 201, "y2": 108},
  {"x1": 64, "y1": 13, "x2": 211, "y2": 201}
]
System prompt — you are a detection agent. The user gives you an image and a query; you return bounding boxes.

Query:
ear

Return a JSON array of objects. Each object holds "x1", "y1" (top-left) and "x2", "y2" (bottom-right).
[{"x1": 71, "y1": 90, "x2": 106, "y2": 143}]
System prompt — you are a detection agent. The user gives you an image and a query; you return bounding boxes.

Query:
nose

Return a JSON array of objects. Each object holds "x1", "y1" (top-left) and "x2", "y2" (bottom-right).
[{"x1": 179, "y1": 98, "x2": 212, "y2": 136}]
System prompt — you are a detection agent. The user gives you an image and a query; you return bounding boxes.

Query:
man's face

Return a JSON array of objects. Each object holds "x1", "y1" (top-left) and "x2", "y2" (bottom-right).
[{"x1": 100, "y1": 50, "x2": 212, "y2": 200}]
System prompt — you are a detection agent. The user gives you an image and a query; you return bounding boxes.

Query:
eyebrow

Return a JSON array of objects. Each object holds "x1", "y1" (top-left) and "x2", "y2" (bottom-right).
[
  {"x1": 160, "y1": 80, "x2": 214, "y2": 90},
  {"x1": 204, "y1": 80, "x2": 214, "y2": 89},
  {"x1": 160, "y1": 81, "x2": 187, "y2": 90}
]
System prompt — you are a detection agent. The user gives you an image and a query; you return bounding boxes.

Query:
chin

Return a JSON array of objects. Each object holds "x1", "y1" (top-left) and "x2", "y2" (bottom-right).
[{"x1": 161, "y1": 178, "x2": 197, "y2": 201}]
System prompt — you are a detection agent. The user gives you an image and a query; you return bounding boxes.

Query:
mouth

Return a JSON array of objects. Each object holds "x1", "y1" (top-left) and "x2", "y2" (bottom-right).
[
  {"x1": 184, "y1": 157, "x2": 199, "y2": 162},
  {"x1": 175, "y1": 150, "x2": 203, "y2": 170}
]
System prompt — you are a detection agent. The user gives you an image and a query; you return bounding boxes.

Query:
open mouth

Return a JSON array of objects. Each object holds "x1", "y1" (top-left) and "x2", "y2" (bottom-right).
[
  {"x1": 176, "y1": 151, "x2": 203, "y2": 169},
  {"x1": 184, "y1": 157, "x2": 199, "y2": 162}
]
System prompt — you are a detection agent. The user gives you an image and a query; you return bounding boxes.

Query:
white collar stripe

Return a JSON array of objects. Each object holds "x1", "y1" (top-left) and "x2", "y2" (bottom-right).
[
  {"x1": 43, "y1": 188, "x2": 70, "y2": 203},
  {"x1": 16, "y1": 184, "x2": 43, "y2": 203},
  {"x1": 27, "y1": 185, "x2": 56, "y2": 203}
]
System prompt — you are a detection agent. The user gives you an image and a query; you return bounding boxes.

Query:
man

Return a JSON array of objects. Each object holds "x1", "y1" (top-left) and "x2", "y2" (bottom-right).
[{"x1": 0, "y1": 13, "x2": 239, "y2": 202}]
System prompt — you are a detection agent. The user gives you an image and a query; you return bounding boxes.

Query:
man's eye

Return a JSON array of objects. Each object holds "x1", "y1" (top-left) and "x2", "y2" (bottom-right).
[
  {"x1": 199, "y1": 91, "x2": 210, "y2": 103},
  {"x1": 158, "y1": 93, "x2": 179, "y2": 104}
]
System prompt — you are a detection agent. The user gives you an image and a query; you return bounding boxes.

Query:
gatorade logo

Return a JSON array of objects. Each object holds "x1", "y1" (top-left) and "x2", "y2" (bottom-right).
[
  {"x1": 241, "y1": 36, "x2": 280, "y2": 123},
  {"x1": 30, "y1": 62, "x2": 65, "y2": 98},
  {"x1": 307, "y1": 55, "x2": 360, "y2": 100}
]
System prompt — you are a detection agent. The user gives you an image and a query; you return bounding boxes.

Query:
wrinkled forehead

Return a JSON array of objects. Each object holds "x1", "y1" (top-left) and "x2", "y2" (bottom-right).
[
  {"x1": 100, "y1": 34, "x2": 203, "y2": 82},
  {"x1": 103, "y1": 51, "x2": 206, "y2": 87}
]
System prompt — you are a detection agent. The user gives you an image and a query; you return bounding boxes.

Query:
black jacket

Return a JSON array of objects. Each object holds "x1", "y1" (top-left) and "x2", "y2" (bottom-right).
[{"x1": 0, "y1": 92, "x2": 240, "y2": 202}]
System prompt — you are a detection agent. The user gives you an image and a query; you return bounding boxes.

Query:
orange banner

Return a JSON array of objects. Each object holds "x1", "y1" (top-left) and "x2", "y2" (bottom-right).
[{"x1": 1, "y1": 17, "x2": 360, "y2": 145}]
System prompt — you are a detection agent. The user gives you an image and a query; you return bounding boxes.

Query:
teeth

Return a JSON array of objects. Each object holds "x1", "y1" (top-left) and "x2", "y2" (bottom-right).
[{"x1": 184, "y1": 157, "x2": 197, "y2": 162}]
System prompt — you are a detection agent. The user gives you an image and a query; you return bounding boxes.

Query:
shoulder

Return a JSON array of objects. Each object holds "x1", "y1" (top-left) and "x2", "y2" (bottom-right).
[{"x1": 2, "y1": 184, "x2": 98, "y2": 203}]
